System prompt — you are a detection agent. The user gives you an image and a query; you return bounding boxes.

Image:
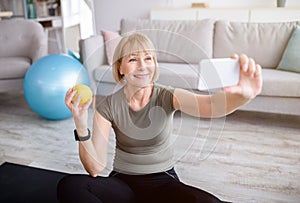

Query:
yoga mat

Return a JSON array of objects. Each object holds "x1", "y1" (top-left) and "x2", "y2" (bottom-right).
[{"x1": 0, "y1": 162, "x2": 68, "y2": 203}]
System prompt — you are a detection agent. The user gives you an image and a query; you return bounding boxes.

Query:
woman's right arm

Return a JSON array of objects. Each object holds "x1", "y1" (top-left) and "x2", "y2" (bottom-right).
[
  {"x1": 65, "y1": 88, "x2": 112, "y2": 177},
  {"x1": 78, "y1": 111, "x2": 111, "y2": 177}
]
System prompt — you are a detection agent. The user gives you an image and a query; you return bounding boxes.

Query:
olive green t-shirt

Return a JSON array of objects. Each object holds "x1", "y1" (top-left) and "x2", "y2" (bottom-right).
[{"x1": 97, "y1": 84, "x2": 176, "y2": 175}]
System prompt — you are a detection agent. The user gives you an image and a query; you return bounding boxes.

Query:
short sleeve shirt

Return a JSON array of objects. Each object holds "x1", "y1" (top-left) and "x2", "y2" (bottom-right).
[{"x1": 97, "y1": 84, "x2": 176, "y2": 174}]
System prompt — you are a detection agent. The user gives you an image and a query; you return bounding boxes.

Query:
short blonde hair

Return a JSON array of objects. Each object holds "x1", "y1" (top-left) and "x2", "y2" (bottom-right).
[{"x1": 112, "y1": 32, "x2": 159, "y2": 83}]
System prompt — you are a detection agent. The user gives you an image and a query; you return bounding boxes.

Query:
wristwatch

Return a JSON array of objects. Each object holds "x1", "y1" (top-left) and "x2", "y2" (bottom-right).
[{"x1": 74, "y1": 128, "x2": 91, "y2": 141}]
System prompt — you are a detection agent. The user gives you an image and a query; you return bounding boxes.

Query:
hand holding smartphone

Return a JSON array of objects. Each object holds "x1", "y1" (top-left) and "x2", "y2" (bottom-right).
[{"x1": 198, "y1": 58, "x2": 240, "y2": 91}]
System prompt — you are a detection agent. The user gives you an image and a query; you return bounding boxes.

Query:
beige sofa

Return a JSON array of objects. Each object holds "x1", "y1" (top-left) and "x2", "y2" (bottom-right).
[
  {"x1": 0, "y1": 19, "x2": 48, "y2": 92},
  {"x1": 79, "y1": 19, "x2": 300, "y2": 116}
]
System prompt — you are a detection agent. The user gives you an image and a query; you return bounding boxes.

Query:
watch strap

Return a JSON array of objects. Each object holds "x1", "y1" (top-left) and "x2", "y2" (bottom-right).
[{"x1": 74, "y1": 128, "x2": 91, "y2": 141}]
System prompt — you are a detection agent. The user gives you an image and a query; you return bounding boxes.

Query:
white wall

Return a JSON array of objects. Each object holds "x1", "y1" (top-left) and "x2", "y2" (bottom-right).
[
  {"x1": 93, "y1": 0, "x2": 170, "y2": 33},
  {"x1": 93, "y1": 0, "x2": 300, "y2": 34},
  {"x1": 286, "y1": 0, "x2": 300, "y2": 7},
  {"x1": 164, "y1": 0, "x2": 300, "y2": 8}
]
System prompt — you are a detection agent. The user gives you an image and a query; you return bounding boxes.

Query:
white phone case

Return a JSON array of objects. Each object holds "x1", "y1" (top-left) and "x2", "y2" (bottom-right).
[{"x1": 198, "y1": 58, "x2": 240, "y2": 91}]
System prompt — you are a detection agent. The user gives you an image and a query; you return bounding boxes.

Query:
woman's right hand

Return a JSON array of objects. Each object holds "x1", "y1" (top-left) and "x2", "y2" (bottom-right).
[{"x1": 65, "y1": 88, "x2": 93, "y2": 132}]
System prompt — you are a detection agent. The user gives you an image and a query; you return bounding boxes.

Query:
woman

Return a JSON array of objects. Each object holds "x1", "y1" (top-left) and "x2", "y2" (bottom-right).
[{"x1": 58, "y1": 33, "x2": 262, "y2": 203}]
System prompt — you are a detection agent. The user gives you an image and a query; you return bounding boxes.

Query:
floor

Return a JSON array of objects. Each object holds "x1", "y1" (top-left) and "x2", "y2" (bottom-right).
[{"x1": 0, "y1": 91, "x2": 299, "y2": 203}]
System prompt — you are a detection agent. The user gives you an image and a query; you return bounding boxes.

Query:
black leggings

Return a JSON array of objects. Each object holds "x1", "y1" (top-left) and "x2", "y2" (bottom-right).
[{"x1": 57, "y1": 168, "x2": 228, "y2": 203}]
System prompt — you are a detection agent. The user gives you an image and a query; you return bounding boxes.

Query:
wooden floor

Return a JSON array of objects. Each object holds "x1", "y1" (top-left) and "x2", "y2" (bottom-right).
[{"x1": 0, "y1": 91, "x2": 300, "y2": 203}]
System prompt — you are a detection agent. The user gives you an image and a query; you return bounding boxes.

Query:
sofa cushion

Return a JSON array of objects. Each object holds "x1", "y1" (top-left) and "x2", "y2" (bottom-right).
[
  {"x1": 93, "y1": 63, "x2": 200, "y2": 90},
  {"x1": 214, "y1": 20, "x2": 300, "y2": 68},
  {"x1": 120, "y1": 19, "x2": 215, "y2": 64},
  {"x1": 0, "y1": 57, "x2": 31, "y2": 79},
  {"x1": 261, "y1": 69, "x2": 300, "y2": 97},
  {"x1": 93, "y1": 65, "x2": 115, "y2": 84},
  {"x1": 93, "y1": 65, "x2": 300, "y2": 97},
  {"x1": 157, "y1": 63, "x2": 199, "y2": 89},
  {"x1": 277, "y1": 26, "x2": 300, "y2": 73}
]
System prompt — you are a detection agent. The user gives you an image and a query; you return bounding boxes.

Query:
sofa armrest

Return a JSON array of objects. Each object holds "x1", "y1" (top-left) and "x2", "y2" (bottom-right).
[
  {"x1": 0, "y1": 19, "x2": 47, "y2": 63},
  {"x1": 79, "y1": 35, "x2": 107, "y2": 71},
  {"x1": 30, "y1": 31, "x2": 48, "y2": 62},
  {"x1": 79, "y1": 35, "x2": 108, "y2": 91}
]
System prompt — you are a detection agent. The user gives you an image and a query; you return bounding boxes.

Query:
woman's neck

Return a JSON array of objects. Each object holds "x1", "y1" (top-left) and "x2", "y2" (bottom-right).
[{"x1": 124, "y1": 84, "x2": 154, "y2": 111}]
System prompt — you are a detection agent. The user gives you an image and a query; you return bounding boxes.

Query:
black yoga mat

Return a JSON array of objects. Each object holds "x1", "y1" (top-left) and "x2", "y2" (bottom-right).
[{"x1": 0, "y1": 162, "x2": 68, "y2": 203}]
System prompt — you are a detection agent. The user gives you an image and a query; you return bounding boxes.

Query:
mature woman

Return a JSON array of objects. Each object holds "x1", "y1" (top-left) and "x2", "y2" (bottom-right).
[{"x1": 58, "y1": 32, "x2": 262, "y2": 203}]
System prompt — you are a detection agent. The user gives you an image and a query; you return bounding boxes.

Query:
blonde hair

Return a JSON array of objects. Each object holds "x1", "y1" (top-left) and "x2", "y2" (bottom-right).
[{"x1": 112, "y1": 32, "x2": 159, "y2": 83}]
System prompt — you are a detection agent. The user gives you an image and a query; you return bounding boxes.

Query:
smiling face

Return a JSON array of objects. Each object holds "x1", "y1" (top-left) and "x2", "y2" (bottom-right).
[
  {"x1": 120, "y1": 51, "x2": 155, "y2": 88},
  {"x1": 112, "y1": 33, "x2": 159, "y2": 85}
]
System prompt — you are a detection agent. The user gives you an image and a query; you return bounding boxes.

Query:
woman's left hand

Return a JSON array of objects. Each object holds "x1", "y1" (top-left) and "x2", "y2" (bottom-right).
[{"x1": 223, "y1": 54, "x2": 263, "y2": 99}]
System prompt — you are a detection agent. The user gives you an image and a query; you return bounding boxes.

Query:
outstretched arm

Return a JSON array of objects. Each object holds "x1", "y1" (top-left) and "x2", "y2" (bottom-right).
[{"x1": 173, "y1": 54, "x2": 263, "y2": 118}]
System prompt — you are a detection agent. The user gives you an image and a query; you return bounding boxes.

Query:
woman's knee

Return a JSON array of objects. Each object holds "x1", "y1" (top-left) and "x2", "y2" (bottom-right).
[
  {"x1": 57, "y1": 174, "x2": 136, "y2": 203},
  {"x1": 57, "y1": 174, "x2": 93, "y2": 203},
  {"x1": 57, "y1": 174, "x2": 82, "y2": 193},
  {"x1": 57, "y1": 175, "x2": 75, "y2": 200}
]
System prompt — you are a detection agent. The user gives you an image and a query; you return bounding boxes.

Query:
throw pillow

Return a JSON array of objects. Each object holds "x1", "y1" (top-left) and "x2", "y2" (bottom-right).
[
  {"x1": 277, "y1": 26, "x2": 300, "y2": 73},
  {"x1": 101, "y1": 30, "x2": 121, "y2": 65}
]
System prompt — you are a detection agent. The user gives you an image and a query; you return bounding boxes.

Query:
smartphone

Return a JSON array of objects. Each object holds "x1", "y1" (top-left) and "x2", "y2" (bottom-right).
[{"x1": 198, "y1": 58, "x2": 240, "y2": 91}]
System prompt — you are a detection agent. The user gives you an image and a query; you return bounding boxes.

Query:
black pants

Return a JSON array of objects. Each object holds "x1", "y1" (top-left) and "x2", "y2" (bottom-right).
[{"x1": 57, "y1": 168, "x2": 228, "y2": 203}]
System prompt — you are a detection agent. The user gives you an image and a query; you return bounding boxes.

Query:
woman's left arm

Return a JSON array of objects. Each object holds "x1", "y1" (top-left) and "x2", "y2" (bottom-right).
[{"x1": 173, "y1": 54, "x2": 263, "y2": 118}]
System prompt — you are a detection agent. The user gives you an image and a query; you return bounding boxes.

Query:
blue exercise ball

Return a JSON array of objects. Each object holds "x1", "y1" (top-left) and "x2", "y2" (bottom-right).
[{"x1": 24, "y1": 54, "x2": 90, "y2": 120}]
